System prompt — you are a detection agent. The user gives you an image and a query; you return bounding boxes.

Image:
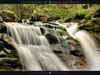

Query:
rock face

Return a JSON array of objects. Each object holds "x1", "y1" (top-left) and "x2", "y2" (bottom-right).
[
  {"x1": 0, "y1": 10, "x2": 19, "y2": 22},
  {"x1": 45, "y1": 34, "x2": 58, "y2": 44},
  {"x1": 0, "y1": 22, "x2": 7, "y2": 33},
  {"x1": 0, "y1": 33, "x2": 21, "y2": 71}
]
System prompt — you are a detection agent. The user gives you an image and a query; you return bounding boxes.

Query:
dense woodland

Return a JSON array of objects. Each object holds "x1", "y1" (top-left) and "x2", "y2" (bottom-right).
[{"x1": 0, "y1": 4, "x2": 99, "y2": 22}]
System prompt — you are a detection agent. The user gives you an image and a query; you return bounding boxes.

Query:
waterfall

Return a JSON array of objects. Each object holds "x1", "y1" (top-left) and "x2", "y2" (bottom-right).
[
  {"x1": 5, "y1": 22, "x2": 69, "y2": 71},
  {"x1": 66, "y1": 23, "x2": 100, "y2": 70}
]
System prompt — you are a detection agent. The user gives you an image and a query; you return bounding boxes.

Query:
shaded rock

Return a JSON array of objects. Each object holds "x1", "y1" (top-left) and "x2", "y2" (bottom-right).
[
  {"x1": 18, "y1": 19, "x2": 22, "y2": 23},
  {"x1": 29, "y1": 21, "x2": 34, "y2": 25},
  {"x1": 43, "y1": 24, "x2": 53, "y2": 29},
  {"x1": 78, "y1": 24, "x2": 91, "y2": 30},
  {"x1": 74, "y1": 13, "x2": 85, "y2": 20},
  {"x1": 0, "y1": 10, "x2": 19, "y2": 22},
  {"x1": 0, "y1": 54, "x2": 7, "y2": 57},
  {"x1": 47, "y1": 17, "x2": 54, "y2": 21},
  {"x1": 0, "y1": 57, "x2": 22, "y2": 70},
  {"x1": 40, "y1": 27, "x2": 45, "y2": 35},
  {"x1": 0, "y1": 22, "x2": 7, "y2": 33},
  {"x1": 47, "y1": 16, "x2": 60, "y2": 22},
  {"x1": 64, "y1": 18, "x2": 72, "y2": 22},
  {"x1": 31, "y1": 14, "x2": 44, "y2": 21},
  {"x1": 0, "y1": 37, "x2": 18, "y2": 58},
  {"x1": 78, "y1": 22, "x2": 100, "y2": 32},
  {"x1": 70, "y1": 50, "x2": 83, "y2": 57},
  {"x1": 45, "y1": 34, "x2": 58, "y2": 44},
  {"x1": 0, "y1": 38, "x2": 15, "y2": 51},
  {"x1": 53, "y1": 50, "x2": 63, "y2": 54}
]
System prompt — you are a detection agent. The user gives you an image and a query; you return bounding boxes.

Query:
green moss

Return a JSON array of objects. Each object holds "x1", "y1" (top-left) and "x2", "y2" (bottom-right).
[{"x1": 0, "y1": 10, "x2": 19, "y2": 22}]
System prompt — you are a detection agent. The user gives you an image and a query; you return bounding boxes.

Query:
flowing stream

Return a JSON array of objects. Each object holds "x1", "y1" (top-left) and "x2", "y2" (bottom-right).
[
  {"x1": 4, "y1": 21, "x2": 100, "y2": 71},
  {"x1": 5, "y1": 22, "x2": 69, "y2": 71},
  {"x1": 66, "y1": 23, "x2": 100, "y2": 70}
]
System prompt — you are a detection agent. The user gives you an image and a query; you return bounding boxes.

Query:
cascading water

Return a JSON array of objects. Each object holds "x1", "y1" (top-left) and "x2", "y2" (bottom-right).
[
  {"x1": 5, "y1": 22, "x2": 69, "y2": 71},
  {"x1": 66, "y1": 23, "x2": 100, "y2": 70}
]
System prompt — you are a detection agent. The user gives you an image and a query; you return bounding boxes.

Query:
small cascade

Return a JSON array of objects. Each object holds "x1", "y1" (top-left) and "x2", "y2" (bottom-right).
[
  {"x1": 66, "y1": 23, "x2": 100, "y2": 70},
  {"x1": 5, "y1": 22, "x2": 69, "y2": 71}
]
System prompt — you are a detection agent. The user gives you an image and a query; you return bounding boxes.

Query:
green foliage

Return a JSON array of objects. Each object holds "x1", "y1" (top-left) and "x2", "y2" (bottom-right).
[
  {"x1": 0, "y1": 4, "x2": 36, "y2": 19},
  {"x1": 0, "y1": 4, "x2": 99, "y2": 23},
  {"x1": 76, "y1": 4, "x2": 99, "y2": 20}
]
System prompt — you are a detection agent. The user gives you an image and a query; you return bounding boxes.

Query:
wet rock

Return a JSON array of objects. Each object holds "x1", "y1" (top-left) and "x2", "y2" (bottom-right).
[
  {"x1": 45, "y1": 34, "x2": 58, "y2": 44},
  {"x1": 0, "y1": 38, "x2": 15, "y2": 51},
  {"x1": 43, "y1": 24, "x2": 53, "y2": 29},
  {"x1": 18, "y1": 19, "x2": 22, "y2": 23},
  {"x1": 53, "y1": 50, "x2": 63, "y2": 54},
  {"x1": 0, "y1": 22, "x2": 7, "y2": 33},
  {"x1": 0, "y1": 35, "x2": 18, "y2": 58},
  {"x1": 29, "y1": 21, "x2": 34, "y2": 25},
  {"x1": 40, "y1": 27, "x2": 45, "y2": 35},
  {"x1": 70, "y1": 50, "x2": 83, "y2": 57}
]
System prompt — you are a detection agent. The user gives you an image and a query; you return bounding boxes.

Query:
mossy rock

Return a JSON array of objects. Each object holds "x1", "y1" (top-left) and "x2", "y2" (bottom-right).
[{"x1": 0, "y1": 10, "x2": 19, "y2": 22}]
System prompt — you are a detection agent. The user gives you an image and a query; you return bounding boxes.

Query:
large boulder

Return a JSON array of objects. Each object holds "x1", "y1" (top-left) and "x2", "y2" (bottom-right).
[{"x1": 0, "y1": 10, "x2": 19, "y2": 22}]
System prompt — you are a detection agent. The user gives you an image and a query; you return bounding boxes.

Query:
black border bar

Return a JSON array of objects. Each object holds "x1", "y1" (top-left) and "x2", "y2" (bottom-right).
[
  {"x1": 0, "y1": 71, "x2": 99, "y2": 75},
  {"x1": 0, "y1": 0, "x2": 100, "y2": 4}
]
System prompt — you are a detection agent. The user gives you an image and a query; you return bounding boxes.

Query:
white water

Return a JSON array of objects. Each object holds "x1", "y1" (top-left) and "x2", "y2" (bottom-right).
[
  {"x1": 5, "y1": 22, "x2": 69, "y2": 71},
  {"x1": 66, "y1": 23, "x2": 100, "y2": 70}
]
